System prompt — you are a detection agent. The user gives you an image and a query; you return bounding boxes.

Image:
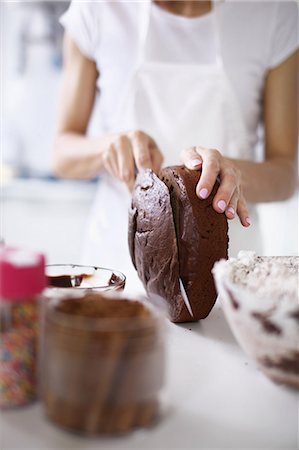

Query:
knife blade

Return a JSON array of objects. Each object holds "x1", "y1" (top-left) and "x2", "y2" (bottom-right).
[{"x1": 179, "y1": 277, "x2": 194, "y2": 318}]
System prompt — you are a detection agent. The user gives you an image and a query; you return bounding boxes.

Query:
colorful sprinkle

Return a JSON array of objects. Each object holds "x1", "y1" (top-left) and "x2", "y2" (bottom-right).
[{"x1": 0, "y1": 302, "x2": 38, "y2": 408}]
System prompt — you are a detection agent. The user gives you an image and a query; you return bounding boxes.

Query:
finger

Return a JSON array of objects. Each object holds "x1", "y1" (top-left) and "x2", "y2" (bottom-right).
[
  {"x1": 212, "y1": 167, "x2": 238, "y2": 214},
  {"x1": 181, "y1": 146, "x2": 203, "y2": 170},
  {"x1": 195, "y1": 149, "x2": 221, "y2": 199},
  {"x1": 114, "y1": 136, "x2": 135, "y2": 188},
  {"x1": 150, "y1": 145, "x2": 164, "y2": 174},
  {"x1": 130, "y1": 130, "x2": 153, "y2": 171},
  {"x1": 236, "y1": 193, "x2": 251, "y2": 227},
  {"x1": 126, "y1": 178, "x2": 136, "y2": 192},
  {"x1": 225, "y1": 190, "x2": 238, "y2": 220}
]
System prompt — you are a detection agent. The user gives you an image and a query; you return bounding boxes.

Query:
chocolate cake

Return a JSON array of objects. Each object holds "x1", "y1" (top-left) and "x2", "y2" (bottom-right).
[{"x1": 128, "y1": 166, "x2": 228, "y2": 323}]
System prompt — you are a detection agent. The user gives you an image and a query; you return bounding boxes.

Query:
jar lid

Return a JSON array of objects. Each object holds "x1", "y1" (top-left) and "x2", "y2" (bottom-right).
[{"x1": 0, "y1": 246, "x2": 46, "y2": 301}]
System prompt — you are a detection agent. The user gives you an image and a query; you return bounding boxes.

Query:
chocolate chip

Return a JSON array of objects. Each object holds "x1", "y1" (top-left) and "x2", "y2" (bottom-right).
[
  {"x1": 261, "y1": 352, "x2": 299, "y2": 375},
  {"x1": 226, "y1": 288, "x2": 240, "y2": 310},
  {"x1": 289, "y1": 310, "x2": 299, "y2": 323},
  {"x1": 251, "y1": 312, "x2": 282, "y2": 335}
]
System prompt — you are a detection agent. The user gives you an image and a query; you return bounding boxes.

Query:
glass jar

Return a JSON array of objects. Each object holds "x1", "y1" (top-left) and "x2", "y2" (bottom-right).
[
  {"x1": 40, "y1": 292, "x2": 166, "y2": 435},
  {"x1": 0, "y1": 246, "x2": 46, "y2": 408}
]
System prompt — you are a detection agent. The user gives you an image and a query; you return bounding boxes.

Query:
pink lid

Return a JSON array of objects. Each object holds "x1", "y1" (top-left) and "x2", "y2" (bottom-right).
[{"x1": 0, "y1": 246, "x2": 46, "y2": 301}]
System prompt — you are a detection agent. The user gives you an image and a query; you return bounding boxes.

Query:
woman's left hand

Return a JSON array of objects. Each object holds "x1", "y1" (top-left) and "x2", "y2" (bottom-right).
[{"x1": 181, "y1": 146, "x2": 251, "y2": 227}]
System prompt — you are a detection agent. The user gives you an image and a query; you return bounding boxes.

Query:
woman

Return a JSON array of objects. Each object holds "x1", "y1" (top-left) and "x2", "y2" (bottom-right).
[{"x1": 53, "y1": 0, "x2": 298, "y2": 283}]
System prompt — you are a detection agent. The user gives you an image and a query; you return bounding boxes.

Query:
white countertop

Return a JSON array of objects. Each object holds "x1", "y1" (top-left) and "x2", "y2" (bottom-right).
[
  {"x1": 1, "y1": 299, "x2": 298, "y2": 450},
  {"x1": 1, "y1": 177, "x2": 97, "y2": 201}
]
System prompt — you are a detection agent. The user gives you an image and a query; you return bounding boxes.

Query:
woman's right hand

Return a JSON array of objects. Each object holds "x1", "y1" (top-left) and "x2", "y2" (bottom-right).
[{"x1": 101, "y1": 130, "x2": 164, "y2": 191}]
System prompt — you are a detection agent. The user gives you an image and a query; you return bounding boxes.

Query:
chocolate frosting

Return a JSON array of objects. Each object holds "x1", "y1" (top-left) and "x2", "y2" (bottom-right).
[{"x1": 128, "y1": 166, "x2": 228, "y2": 323}]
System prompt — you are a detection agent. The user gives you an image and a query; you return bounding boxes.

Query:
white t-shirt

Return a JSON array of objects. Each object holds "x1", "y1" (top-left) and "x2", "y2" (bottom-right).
[{"x1": 60, "y1": 0, "x2": 298, "y2": 154}]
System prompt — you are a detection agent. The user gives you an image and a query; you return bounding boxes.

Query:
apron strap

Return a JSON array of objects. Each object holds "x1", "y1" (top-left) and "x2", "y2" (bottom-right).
[
  {"x1": 212, "y1": 1, "x2": 223, "y2": 69},
  {"x1": 136, "y1": 0, "x2": 152, "y2": 67}
]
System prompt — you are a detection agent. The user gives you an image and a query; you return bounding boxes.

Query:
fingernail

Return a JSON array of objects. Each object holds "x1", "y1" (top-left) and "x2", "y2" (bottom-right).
[
  {"x1": 191, "y1": 159, "x2": 202, "y2": 168},
  {"x1": 217, "y1": 200, "x2": 227, "y2": 212},
  {"x1": 199, "y1": 188, "x2": 209, "y2": 199},
  {"x1": 245, "y1": 217, "x2": 251, "y2": 225},
  {"x1": 227, "y1": 207, "x2": 235, "y2": 216}
]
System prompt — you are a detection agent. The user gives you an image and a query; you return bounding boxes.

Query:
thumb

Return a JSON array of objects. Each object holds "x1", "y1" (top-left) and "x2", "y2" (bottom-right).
[{"x1": 181, "y1": 146, "x2": 203, "y2": 170}]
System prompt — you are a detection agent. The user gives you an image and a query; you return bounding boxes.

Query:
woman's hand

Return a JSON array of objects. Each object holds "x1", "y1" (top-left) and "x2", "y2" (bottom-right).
[
  {"x1": 101, "y1": 130, "x2": 164, "y2": 190},
  {"x1": 181, "y1": 146, "x2": 251, "y2": 227}
]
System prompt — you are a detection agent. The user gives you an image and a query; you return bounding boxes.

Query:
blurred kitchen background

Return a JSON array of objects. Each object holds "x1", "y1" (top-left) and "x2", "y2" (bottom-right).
[
  {"x1": 1, "y1": 1, "x2": 298, "y2": 265},
  {"x1": 2, "y1": 0, "x2": 97, "y2": 264}
]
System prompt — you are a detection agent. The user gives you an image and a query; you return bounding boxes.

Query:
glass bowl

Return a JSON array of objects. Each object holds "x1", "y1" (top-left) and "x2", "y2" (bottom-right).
[
  {"x1": 213, "y1": 252, "x2": 299, "y2": 388},
  {"x1": 46, "y1": 264, "x2": 126, "y2": 292}
]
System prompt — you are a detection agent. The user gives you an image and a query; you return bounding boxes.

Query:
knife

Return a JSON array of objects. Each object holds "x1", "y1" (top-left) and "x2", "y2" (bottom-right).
[{"x1": 179, "y1": 277, "x2": 194, "y2": 318}]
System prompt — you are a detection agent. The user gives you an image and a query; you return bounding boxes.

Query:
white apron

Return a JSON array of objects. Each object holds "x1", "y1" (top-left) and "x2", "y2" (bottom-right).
[{"x1": 82, "y1": 1, "x2": 262, "y2": 290}]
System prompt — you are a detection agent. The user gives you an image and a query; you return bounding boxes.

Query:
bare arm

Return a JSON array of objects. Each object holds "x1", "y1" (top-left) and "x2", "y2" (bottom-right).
[
  {"x1": 230, "y1": 50, "x2": 298, "y2": 203},
  {"x1": 182, "y1": 50, "x2": 298, "y2": 225},
  {"x1": 53, "y1": 34, "x2": 163, "y2": 185},
  {"x1": 53, "y1": 34, "x2": 103, "y2": 179}
]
